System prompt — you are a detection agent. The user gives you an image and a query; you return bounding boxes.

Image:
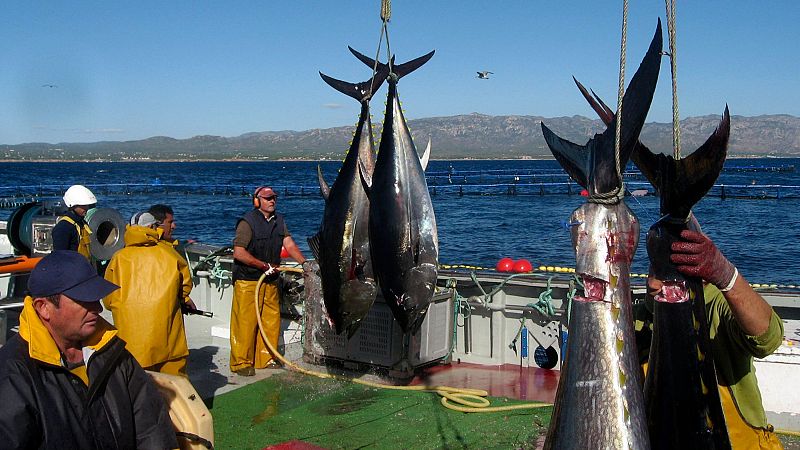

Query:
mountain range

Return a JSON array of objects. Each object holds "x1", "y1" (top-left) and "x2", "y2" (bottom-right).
[{"x1": 2, "y1": 113, "x2": 799, "y2": 161}]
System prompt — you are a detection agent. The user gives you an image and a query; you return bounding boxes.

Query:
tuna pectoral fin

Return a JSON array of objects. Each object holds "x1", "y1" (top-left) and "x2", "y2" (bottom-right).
[
  {"x1": 317, "y1": 165, "x2": 330, "y2": 201},
  {"x1": 307, "y1": 233, "x2": 322, "y2": 261},
  {"x1": 340, "y1": 279, "x2": 378, "y2": 338},
  {"x1": 357, "y1": 154, "x2": 373, "y2": 195},
  {"x1": 540, "y1": 122, "x2": 589, "y2": 188},
  {"x1": 318, "y1": 66, "x2": 389, "y2": 103},
  {"x1": 420, "y1": 138, "x2": 431, "y2": 171},
  {"x1": 349, "y1": 46, "x2": 435, "y2": 81},
  {"x1": 635, "y1": 107, "x2": 730, "y2": 219}
]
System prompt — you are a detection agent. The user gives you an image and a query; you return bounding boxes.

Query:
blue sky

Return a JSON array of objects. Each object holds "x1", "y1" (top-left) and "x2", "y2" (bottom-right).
[{"x1": 1, "y1": 1, "x2": 797, "y2": 144}]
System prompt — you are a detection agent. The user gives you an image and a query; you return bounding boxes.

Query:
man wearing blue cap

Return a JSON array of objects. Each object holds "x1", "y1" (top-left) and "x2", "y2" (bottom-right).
[{"x1": 0, "y1": 250, "x2": 177, "y2": 449}]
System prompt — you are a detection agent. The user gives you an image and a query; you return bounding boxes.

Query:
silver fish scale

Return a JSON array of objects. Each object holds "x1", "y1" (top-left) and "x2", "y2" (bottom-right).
[{"x1": 545, "y1": 202, "x2": 649, "y2": 450}]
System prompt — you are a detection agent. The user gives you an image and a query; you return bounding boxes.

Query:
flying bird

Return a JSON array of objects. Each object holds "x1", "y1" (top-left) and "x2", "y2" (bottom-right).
[
  {"x1": 476, "y1": 71, "x2": 493, "y2": 79},
  {"x1": 41, "y1": 84, "x2": 57, "y2": 88}
]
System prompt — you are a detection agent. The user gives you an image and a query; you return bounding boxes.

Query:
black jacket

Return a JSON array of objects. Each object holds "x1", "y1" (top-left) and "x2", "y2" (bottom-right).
[{"x1": 0, "y1": 301, "x2": 177, "y2": 450}]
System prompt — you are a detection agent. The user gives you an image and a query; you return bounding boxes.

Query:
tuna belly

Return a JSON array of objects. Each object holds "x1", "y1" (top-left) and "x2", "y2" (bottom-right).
[
  {"x1": 545, "y1": 298, "x2": 649, "y2": 449},
  {"x1": 645, "y1": 288, "x2": 731, "y2": 450}
]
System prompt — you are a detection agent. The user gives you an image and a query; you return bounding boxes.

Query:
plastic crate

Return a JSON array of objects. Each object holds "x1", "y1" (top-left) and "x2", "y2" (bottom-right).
[{"x1": 303, "y1": 266, "x2": 453, "y2": 373}]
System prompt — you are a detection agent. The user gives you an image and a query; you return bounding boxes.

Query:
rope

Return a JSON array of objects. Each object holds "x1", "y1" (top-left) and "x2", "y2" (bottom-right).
[
  {"x1": 589, "y1": 0, "x2": 628, "y2": 205},
  {"x1": 665, "y1": 0, "x2": 681, "y2": 159},
  {"x1": 253, "y1": 268, "x2": 551, "y2": 413}
]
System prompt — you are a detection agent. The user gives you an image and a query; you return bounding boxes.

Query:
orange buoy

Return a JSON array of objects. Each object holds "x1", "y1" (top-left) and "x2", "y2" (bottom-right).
[
  {"x1": 280, "y1": 246, "x2": 289, "y2": 259},
  {"x1": 513, "y1": 259, "x2": 533, "y2": 273},
  {"x1": 496, "y1": 257, "x2": 514, "y2": 272}
]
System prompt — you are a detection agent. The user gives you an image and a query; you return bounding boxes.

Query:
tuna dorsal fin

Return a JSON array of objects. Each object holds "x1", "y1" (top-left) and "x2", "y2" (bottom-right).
[
  {"x1": 307, "y1": 233, "x2": 321, "y2": 261},
  {"x1": 349, "y1": 46, "x2": 434, "y2": 81},
  {"x1": 636, "y1": 106, "x2": 731, "y2": 219},
  {"x1": 420, "y1": 138, "x2": 431, "y2": 171},
  {"x1": 574, "y1": 77, "x2": 614, "y2": 124},
  {"x1": 542, "y1": 18, "x2": 662, "y2": 195},
  {"x1": 317, "y1": 165, "x2": 330, "y2": 201},
  {"x1": 318, "y1": 64, "x2": 389, "y2": 103}
]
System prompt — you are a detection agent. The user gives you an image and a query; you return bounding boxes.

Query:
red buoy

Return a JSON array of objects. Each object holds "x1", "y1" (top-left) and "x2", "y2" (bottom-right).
[
  {"x1": 580, "y1": 189, "x2": 589, "y2": 197},
  {"x1": 513, "y1": 259, "x2": 533, "y2": 273},
  {"x1": 280, "y1": 246, "x2": 289, "y2": 259},
  {"x1": 496, "y1": 257, "x2": 514, "y2": 272}
]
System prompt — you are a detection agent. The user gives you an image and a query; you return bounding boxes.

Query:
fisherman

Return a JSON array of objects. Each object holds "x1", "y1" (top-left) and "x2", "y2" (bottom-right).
[
  {"x1": 647, "y1": 227, "x2": 784, "y2": 449},
  {"x1": 102, "y1": 211, "x2": 195, "y2": 377},
  {"x1": 230, "y1": 186, "x2": 307, "y2": 376},
  {"x1": 0, "y1": 250, "x2": 178, "y2": 448},
  {"x1": 51, "y1": 184, "x2": 97, "y2": 259}
]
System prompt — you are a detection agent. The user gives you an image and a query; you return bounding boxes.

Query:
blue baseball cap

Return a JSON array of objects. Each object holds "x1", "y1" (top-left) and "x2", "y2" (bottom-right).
[{"x1": 28, "y1": 250, "x2": 119, "y2": 302}]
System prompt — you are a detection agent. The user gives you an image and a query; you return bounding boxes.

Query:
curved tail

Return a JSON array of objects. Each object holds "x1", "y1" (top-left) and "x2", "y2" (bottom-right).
[
  {"x1": 319, "y1": 64, "x2": 389, "y2": 103},
  {"x1": 541, "y1": 18, "x2": 663, "y2": 196},
  {"x1": 348, "y1": 46, "x2": 435, "y2": 81},
  {"x1": 573, "y1": 80, "x2": 730, "y2": 219}
]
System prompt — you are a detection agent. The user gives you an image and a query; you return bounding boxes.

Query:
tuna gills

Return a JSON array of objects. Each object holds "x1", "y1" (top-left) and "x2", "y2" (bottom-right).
[
  {"x1": 351, "y1": 47, "x2": 438, "y2": 333},
  {"x1": 540, "y1": 20, "x2": 662, "y2": 450},
  {"x1": 573, "y1": 46, "x2": 733, "y2": 450},
  {"x1": 308, "y1": 65, "x2": 388, "y2": 337}
]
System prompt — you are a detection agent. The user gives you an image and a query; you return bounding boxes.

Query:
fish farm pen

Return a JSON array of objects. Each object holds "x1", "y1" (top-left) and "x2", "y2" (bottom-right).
[{"x1": 0, "y1": 165, "x2": 798, "y2": 208}]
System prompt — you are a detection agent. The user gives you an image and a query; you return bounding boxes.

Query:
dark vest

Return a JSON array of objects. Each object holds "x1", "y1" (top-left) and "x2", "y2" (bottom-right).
[{"x1": 232, "y1": 209, "x2": 285, "y2": 281}]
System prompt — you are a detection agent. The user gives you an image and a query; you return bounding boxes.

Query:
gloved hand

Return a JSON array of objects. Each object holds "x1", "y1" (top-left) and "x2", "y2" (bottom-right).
[
  {"x1": 301, "y1": 260, "x2": 314, "y2": 273},
  {"x1": 670, "y1": 230, "x2": 737, "y2": 290}
]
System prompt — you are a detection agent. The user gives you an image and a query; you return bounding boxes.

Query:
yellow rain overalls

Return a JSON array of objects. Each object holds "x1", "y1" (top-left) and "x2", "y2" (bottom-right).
[{"x1": 103, "y1": 225, "x2": 192, "y2": 377}]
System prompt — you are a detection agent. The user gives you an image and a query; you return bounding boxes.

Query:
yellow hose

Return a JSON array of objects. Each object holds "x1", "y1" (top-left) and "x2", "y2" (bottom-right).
[{"x1": 254, "y1": 268, "x2": 552, "y2": 413}]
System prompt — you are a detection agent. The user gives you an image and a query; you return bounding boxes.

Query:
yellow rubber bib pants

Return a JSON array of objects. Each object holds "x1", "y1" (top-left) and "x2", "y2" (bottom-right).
[{"x1": 230, "y1": 279, "x2": 280, "y2": 371}]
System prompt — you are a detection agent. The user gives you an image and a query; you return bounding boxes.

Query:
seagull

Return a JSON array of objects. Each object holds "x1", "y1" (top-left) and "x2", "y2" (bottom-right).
[
  {"x1": 41, "y1": 84, "x2": 57, "y2": 88},
  {"x1": 476, "y1": 71, "x2": 493, "y2": 79}
]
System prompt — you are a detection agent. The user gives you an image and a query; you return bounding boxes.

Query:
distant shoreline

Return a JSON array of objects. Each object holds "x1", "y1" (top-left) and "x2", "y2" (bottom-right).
[{"x1": 1, "y1": 155, "x2": 797, "y2": 163}]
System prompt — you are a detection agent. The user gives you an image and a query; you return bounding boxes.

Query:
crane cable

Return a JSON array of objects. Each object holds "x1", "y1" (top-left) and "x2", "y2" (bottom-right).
[
  {"x1": 665, "y1": 0, "x2": 681, "y2": 159},
  {"x1": 589, "y1": 0, "x2": 629, "y2": 205},
  {"x1": 253, "y1": 268, "x2": 551, "y2": 413}
]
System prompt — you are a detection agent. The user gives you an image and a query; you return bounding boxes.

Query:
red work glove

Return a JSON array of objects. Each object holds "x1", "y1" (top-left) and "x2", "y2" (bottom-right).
[{"x1": 670, "y1": 230, "x2": 737, "y2": 290}]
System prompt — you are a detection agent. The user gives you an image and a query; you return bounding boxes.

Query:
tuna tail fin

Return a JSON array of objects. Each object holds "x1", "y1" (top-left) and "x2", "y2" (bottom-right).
[
  {"x1": 348, "y1": 46, "x2": 435, "y2": 81},
  {"x1": 318, "y1": 64, "x2": 389, "y2": 103},
  {"x1": 541, "y1": 18, "x2": 662, "y2": 195},
  {"x1": 317, "y1": 165, "x2": 330, "y2": 201},
  {"x1": 636, "y1": 106, "x2": 730, "y2": 220},
  {"x1": 307, "y1": 233, "x2": 322, "y2": 261}
]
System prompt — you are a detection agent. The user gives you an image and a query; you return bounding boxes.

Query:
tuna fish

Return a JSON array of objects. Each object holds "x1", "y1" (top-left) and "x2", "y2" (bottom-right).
[
  {"x1": 540, "y1": 20, "x2": 662, "y2": 449},
  {"x1": 308, "y1": 65, "x2": 388, "y2": 336},
  {"x1": 350, "y1": 47, "x2": 438, "y2": 333},
  {"x1": 573, "y1": 59, "x2": 733, "y2": 450}
]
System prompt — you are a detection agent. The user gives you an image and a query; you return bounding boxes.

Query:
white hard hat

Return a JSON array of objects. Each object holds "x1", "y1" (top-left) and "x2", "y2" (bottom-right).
[{"x1": 63, "y1": 185, "x2": 97, "y2": 208}]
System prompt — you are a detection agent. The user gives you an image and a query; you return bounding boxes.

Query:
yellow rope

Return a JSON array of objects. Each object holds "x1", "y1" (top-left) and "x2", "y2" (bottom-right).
[
  {"x1": 254, "y1": 268, "x2": 552, "y2": 413},
  {"x1": 665, "y1": 0, "x2": 682, "y2": 159}
]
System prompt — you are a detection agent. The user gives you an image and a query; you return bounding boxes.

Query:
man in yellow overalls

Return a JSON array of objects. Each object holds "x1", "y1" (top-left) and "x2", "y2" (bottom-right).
[
  {"x1": 103, "y1": 211, "x2": 195, "y2": 377},
  {"x1": 52, "y1": 184, "x2": 96, "y2": 260},
  {"x1": 229, "y1": 186, "x2": 307, "y2": 377}
]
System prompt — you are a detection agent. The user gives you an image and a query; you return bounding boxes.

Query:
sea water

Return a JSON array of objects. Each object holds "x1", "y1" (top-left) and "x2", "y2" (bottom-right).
[{"x1": 1, "y1": 158, "x2": 798, "y2": 286}]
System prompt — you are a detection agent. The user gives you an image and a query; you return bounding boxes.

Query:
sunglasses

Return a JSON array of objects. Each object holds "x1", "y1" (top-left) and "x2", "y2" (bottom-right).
[{"x1": 258, "y1": 195, "x2": 277, "y2": 201}]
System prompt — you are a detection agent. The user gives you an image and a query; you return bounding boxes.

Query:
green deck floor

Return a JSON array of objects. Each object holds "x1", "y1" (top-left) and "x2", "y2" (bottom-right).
[{"x1": 209, "y1": 371, "x2": 552, "y2": 449}]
